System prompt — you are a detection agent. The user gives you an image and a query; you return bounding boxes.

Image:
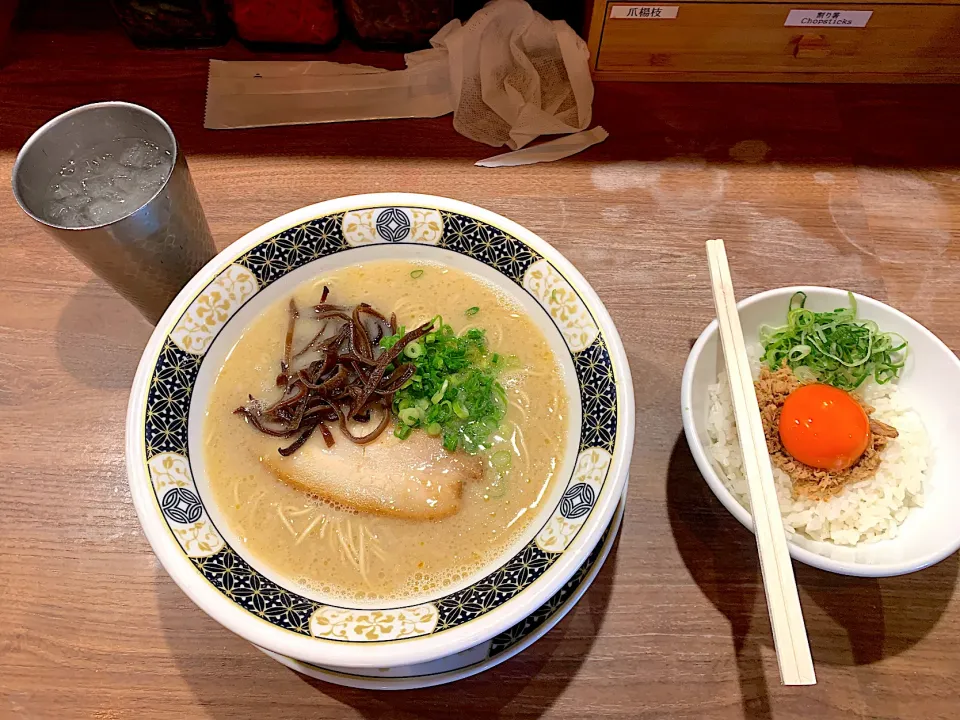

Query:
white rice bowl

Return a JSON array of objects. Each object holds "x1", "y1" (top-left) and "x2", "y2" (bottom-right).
[
  {"x1": 682, "y1": 286, "x2": 960, "y2": 577},
  {"x1": 707, "y1": 369, "x2": 931, "y2": 547}
]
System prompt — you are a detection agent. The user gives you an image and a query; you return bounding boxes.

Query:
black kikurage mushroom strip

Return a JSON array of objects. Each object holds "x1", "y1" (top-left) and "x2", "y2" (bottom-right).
[{"x1": 234, "y1": 287, "x2": 431, "y2": 456}]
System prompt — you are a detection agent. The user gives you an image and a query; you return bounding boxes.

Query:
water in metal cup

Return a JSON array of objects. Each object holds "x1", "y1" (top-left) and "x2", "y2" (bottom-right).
[
  {"x1": 43, "y1": 137, "x2": 175, "y2": 228},
  {"x1": 12, "y1": 102, "x2": 217, "y2": 325}
]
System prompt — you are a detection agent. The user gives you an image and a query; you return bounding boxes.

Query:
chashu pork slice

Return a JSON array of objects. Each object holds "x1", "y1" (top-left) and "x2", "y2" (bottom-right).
[{"x1": 261, "y1": 426, "x2": 483, "y2": 520}]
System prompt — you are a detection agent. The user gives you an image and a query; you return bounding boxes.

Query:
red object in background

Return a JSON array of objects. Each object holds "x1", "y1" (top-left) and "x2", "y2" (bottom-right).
[
  {"x1": 344, "y1": 0, "x2": 453, "y2": 49},
  {"x1": 230, "y1": 0, "x2": 338, "y2": 45}
]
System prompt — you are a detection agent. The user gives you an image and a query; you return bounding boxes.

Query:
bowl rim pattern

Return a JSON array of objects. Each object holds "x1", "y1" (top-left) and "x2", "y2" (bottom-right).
[{"x1": 126, "y1": 193, "x2": 634, "y2": 667}]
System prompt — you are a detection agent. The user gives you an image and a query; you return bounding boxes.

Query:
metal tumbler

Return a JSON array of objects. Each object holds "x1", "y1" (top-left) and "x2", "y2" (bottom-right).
[{"x1": 12, "y1": 102, "x2": 217, "y2": 325}]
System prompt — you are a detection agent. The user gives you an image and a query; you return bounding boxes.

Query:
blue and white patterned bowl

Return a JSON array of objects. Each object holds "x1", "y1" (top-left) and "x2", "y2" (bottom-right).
[{"x1": 126, "y1": 193, "x2": 633, "y2": 669}]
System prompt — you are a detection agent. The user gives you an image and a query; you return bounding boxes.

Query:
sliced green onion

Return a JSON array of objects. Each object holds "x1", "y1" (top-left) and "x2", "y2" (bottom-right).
[
  {"x1": 491, "y1": 450, "x2": 512, "y2": 470},
  {"x1": 381, "y1": 316, "x2": 508, "y2": 453},
  {"x1": 431, "y1": 379, "x2": 449, "y2": 404},
  {"x1": 452, "y1": 399, "x2": 470, "y2": 419},
  {"x1": 442, "y1": 432, "x2": 458, "y2": 453},
  {"x1": 399, "y1": 407, "x2": 421, "y2": 426},
  {"x1": 410, "y1": 269, "x2": 424, "y2": 279},
  {"x1": 465, "y1": 306, "x2": 480, "y2": 317},
  {"x1": 760, "y1": 291, "x2": 909, "y2": 391},
  {"x1": 486, "y1": 476, "x2": 507, "y2": 499},
  {"x1": 394, "y1": 424, "x2": 413, "y2": 440}
]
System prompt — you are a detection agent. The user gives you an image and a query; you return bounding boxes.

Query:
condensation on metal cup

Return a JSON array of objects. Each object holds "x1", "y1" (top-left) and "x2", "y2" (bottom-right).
[{"x1": 12, "y1": 102, "x2": 216, "y2": 325}]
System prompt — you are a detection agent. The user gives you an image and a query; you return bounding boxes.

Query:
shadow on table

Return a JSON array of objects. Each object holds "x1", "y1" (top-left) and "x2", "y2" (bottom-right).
[
  {"x1": 156, "y1": 532, "x2": 620, "y2": 719},
  {"x1": 666, "y1": 433, "x2": 957, "y2": 718},
  {"x1": 56, "y1": 277, "x2": 151, "y2": 389}
]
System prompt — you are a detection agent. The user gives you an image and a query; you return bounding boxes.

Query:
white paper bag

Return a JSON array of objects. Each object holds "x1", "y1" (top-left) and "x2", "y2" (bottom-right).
[{"x1": 430, "y1": 0, "x2": 594, "y2": 149}]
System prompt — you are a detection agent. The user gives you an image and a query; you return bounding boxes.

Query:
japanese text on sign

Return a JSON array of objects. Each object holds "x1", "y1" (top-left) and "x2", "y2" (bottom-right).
[
  {"x1": 610, "y1": 5, "x2": 680, "y2": 19},
  {"x1": 784, "y1": 9, "x2": 873, "y2": 27}
]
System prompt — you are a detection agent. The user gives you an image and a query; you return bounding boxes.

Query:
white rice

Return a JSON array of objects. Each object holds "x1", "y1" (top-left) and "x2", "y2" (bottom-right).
[{"x1": 707, "y1": 371, "x2": 931, "y2": 546}]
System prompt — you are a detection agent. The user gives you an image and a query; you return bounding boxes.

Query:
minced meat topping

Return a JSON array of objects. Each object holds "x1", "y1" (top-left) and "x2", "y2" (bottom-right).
[{"x1": 755, "y1": 365, "x2": 898, "y2": 500}]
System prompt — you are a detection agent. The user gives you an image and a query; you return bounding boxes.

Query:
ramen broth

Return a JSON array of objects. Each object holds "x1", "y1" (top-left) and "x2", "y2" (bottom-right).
[{"x1": 203, "y1": 260, "x2": 569, "y2": 603}]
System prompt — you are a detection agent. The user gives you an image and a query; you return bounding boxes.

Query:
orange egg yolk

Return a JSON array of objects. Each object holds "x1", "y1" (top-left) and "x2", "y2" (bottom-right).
[{"x1": 778, "y1": 384, "x2": 871, "y2": 472}]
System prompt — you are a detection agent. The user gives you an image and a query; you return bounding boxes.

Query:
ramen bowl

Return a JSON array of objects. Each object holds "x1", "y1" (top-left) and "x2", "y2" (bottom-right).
[
  {"x1": 127, "y1": 193, "x2": 633, "y2": 670},
  {"x1": 682, "y1": 286, "x2": 960, "y2": 577}
]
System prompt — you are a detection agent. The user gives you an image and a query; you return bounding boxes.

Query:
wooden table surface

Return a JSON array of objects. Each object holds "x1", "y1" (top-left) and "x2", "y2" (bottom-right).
[{"x1": 3, "y1": 4, "x2": 960, "y2": 719}]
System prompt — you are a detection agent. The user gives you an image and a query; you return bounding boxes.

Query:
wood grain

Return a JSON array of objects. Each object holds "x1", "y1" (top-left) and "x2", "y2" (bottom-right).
[
  {"x1": 588, "y1": 0, "x2": 960, "y2": 82},
  {"x1": 3, "y1": 2, "x2": 960, "y2": 719}
]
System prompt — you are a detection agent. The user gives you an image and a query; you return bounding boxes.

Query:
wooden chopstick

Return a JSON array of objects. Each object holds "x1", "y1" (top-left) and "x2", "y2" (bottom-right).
[{"x1": 706, "y1": 239, "x2": 817, "y2": 686}]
